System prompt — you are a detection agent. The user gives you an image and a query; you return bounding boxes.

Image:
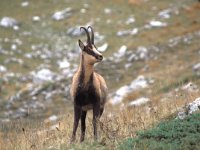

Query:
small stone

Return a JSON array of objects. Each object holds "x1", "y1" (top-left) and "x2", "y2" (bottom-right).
[
  {"x1": 11, "y1": 44, "x2": 17, "y2": 50},
  {"x1": 129, "y1": 75, "x2": 148, "y2": 90},
  {"x1": 58, "y1": 59, "x2": 70, "y2": 69},
  {"x1": 181, "y1": 82, "x2": 199, "y2": 93},
  {"x1": 149, "y1": 20, "x2": 167, "y2": 27},
  {"x1": 118, "y1": 45, "x2": 127, "y2": 56},
  {"x1": 126, "y1": 16, "x2": 135, "y2": 24},
  {"x1": 0, "y1": 65, "x2": 7, "y2": 73},
  {"x1": 137, "y1": 46, "x2": 148, "y2": 60},
  {"x1": 32, "y1": 16, "x2": 40, "y2": 22},
  {"x1": 52, "y1": 8, "x2": 72, "y2": 21},
  {"x1": 117, "y1": 30, "x2": 130, "y2": 36},
  {"x1": 128, "y1": 97, "x2": 150, "y2": 107},
  {"x1": 158, "y1": 9, "x2": 171, "y2": 19},
  {"x1": 130, "y1": 28, "x2": 138, "y2": 35},
  {"x1": 80, "y1": 9, "x2": 86, "y2": 13},
  {"x1": 104, "y1": 8, "x2": 112, "y2": 14},
  {"x1": 188, "y1": 97, "x2": 200, "y2": 114},
  {"x1": 48, "y1": 115, "x2": 58, "y2": 122},
  {"x1": 67, "y1": 26, "x2": 84, "y2": 37},
  {"x1": 193, "y1": 63, "x2": 200, "y2": 71},
  {"x1": 0, "y1": 17, "x2": 19, "y2": 28},
  {"x1": 32, "y1": 69, "x2": 55, "y2": 84},
  {"x1": 21, "y1": 1, "x2": 29, "y2": 7}
]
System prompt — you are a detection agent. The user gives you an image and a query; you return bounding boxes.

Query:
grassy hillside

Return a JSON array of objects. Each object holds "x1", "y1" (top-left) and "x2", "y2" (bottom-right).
[
  {"x1": 0, "y1": 0, "x2": 200, "y2": 149},
  {"x1": 119, "y1": 113, "x2": 200, "y2": 150}
]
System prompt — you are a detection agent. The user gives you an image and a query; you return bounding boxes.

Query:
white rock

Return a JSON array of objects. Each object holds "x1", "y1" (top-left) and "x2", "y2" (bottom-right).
[
  {"x1": 50, "y1": 124, "x2": 60, "y2": 130},
  {"x1": 52, "y1": 8, "x2": 72, "y2": 21},
  {"x1": 126, "y1": 16, "x2": 135, "y2": 24},
  {"x1": 94, "y1": 31, "x2": 104, "y2": 42},
  {"x1": 129, "y1": 75, "x2": 148, "y2": 90},
  {"x1": 32, "y1": 16, "x2": 40, "y2": 22},
  {"x1": 13, "y1": 25, "x2": 19, "y2": 31},
  {"x1": 125, "y1": 63, "x2": 132, "y2": 69},
  {"x1": 67, "y1": 26, "x2": 84, "y2": 37},
  {"x1": 58, "y1": 59, "x2": 70, "y2": 69},
  {"x1": 116, "y1": 86, "x2": 130, "y2": 97},
  {"x1": 158, "y1": 9, "x2": 171, "y2": 19},
  {"x1": 129, "y1": 97, "x2": 150, "y2": 106},
  {"x1": 117, "y1": 45, "x2": 127, "y2": 57},
  {"x1": 177, "y1": 97, "x2": 200, "y2": 119},
  {"x1": 130, "y1": 28, "x2": 138, "y2": 35},
  {"x1": 5, "y1": 58, "x2": 23, "y2": 65},
  {"x1": 32, "y1": 69, "x2": 55, "y2": 84},
  {"x1": 106, "y1": 19, "x2": 112, "y2": 24},
  {"x1": 137, "y1": 46, "x2": 148, "y2": 60},
  {"x1": 110, "y1": 75, "x2": 150, "y2": 105},
  {"x1": 104, "y1": 8, "x2": 112, "y2": 14},
  {"x1": 48, "y1": 115, "x2": 58, "y2": 122},
  {"x1": 4, "y1": 72, "x2": 15, "y2": 78},
  {"x1": 80, "y1": 9, "x2": 86, "y2": 13},
  {"x1": 110, "y1": 86, "x2": 130, "y2": 105},
  {"x1": 21, "y1": 1, "x2": 29, "y2": 7},
  {"x1": 128, "y1": 53, "x2": 138, "y2": 62},
  {"x1": 98, "y1": 43, "x2": 108, "y2": 52},
  {"x1": 11, "y1": 44, "x2": 17, "y2": 50},
  {"x1": 83, "y1": 3, "x2": 89, "y2": 8},
  {"x1": 149, "y1": 20, "x2": 167, "y2": 27},
  {"x1": 177, "y1": 111, "x2": 186, "y2": 120},
  {"x1": 193, "y1": 63, "x2": 200, "y2": 71},
  {"x1": 188, "y1": 97, "x2": 200, "y2": 114},
  {"x1": 47, "y1": 146, "x2": 54, "y2": 150},
  {"x1": 0, "y1": 65, "x2": 7, "y2": 73},
  {"x1": 1, "y1": 118, "x2": 10, "y2": 123},
  {"x1": 117, "y1": 30, "x2": 130, "y2": 36},
  {"x1": 24, "y1": 53, "x2": 32, "y2": 58},
  {"x1": 181, "y1": 82, "x2": 199, "y2": 93},
  {"x1": 0, "y1": 17, "x2": 18, "y2": 28},
  {"x1": 117, "y1": 28, "x2": 138, "y2": 36}
]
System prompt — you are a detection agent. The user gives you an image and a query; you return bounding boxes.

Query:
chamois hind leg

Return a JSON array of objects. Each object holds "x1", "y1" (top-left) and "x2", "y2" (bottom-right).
[
  {"x1": 93, "y1": 102, "x2": 100, "y2": 141},
  {"x1": 100, "y1": 108, "x2": 104, "y2": 117},
  {"x1": 70, "y1": 105, "x2": 81, "y2": 143},
  {"x1": 80, "y1": 111, "x2": 87, "y2": 142}
]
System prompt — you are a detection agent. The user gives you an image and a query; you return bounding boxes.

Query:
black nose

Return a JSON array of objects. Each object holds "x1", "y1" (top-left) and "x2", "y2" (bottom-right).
[{"x1": 97, "y1": 55, "x2": 103, "y2": 61}]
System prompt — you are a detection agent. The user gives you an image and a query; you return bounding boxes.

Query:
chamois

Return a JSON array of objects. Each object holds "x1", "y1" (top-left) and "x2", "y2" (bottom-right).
[{"x1": 70, "y1": 26, "x2": 107, "y2": 143}]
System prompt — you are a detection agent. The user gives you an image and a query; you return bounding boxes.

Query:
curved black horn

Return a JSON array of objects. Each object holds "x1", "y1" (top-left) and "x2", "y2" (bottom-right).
[
  {"x1": 87, "y1": 26, "x2": 94, "y2": 44},
  {"x1": 80, "y1": 27, "x2": 90, "y2": 44}
]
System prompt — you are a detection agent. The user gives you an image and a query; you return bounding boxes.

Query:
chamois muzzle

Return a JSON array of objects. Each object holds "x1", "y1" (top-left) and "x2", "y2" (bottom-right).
[{"x1": 97, "y1": 55, "x2": 103, "y2": 61}]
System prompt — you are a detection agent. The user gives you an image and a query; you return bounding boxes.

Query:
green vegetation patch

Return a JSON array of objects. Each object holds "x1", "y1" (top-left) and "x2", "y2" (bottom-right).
[{"x1": 119, "y1": 113, "x2": 200, "y2": 150}]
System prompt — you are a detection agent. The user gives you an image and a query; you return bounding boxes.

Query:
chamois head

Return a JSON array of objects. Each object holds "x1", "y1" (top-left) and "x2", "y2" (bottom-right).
[{"x1": 78, "y1": 26, "x2": 103, "y2": 64}]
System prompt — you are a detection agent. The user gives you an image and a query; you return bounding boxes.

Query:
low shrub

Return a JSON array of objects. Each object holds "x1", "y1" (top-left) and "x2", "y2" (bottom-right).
[{"x1": 119, "y1": 113, "x2": 200, "y2": 150}]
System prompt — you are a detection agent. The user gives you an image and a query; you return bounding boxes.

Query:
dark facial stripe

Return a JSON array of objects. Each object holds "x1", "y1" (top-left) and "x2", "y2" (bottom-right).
[{"x1": 83, "y1": 46, "x2": 99, "y2": 59}]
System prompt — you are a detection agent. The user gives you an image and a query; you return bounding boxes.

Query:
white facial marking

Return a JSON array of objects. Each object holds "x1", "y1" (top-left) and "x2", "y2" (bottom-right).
[{"x1": 92, "y1": 45, "x2": 102, "y2": 56}]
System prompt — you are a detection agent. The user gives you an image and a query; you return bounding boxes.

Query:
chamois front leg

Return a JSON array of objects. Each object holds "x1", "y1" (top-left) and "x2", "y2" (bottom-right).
[
  {"x1": 80, "y1": 111, "x2": 87, "y2": 142},
  {"x1": 70, "y1": 105, "x2": 81, "y2": 143},
  {"x1": 93, "y1": 101, "x2": 100, "y2": 141}
]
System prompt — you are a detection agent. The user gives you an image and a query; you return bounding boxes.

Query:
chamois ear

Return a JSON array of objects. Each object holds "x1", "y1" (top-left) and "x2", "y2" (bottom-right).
[{"x1": 78, "y1": 39, "x2": 85, "y2": 50}]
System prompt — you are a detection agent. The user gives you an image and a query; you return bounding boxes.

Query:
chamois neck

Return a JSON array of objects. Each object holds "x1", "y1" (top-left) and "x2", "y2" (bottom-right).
[{"x1": 78, "y1": 54, "x2": 94, "y2": 85}]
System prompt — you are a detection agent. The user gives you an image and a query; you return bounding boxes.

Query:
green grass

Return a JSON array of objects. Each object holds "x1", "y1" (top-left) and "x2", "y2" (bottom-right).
[
  {"x1": 66, "y1": 141, "x2": 108, "y2": 150},
  {"x1": 119, "y1": 113, "x2": 200, "y2": 150}
]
